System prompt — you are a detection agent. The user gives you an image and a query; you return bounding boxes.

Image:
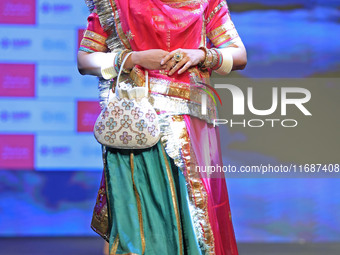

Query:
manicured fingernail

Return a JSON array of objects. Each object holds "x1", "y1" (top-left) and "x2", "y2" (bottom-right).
[{"x1": 161, "y1": 60, "x2": 164, "y2": 65}]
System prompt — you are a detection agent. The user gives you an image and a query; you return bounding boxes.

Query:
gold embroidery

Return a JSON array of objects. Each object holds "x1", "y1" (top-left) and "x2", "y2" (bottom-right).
[
  {"x1": 115, "y1": 253, "x2": 139, "y2": 255},
  {"x1": 200, "y1": 16, "x2": 206, "y2": 47},
  {"x1": 130, "y1": 152, "x2": 146, "y2": 254},
  {"x1": 152, "y1": 95, "x2": 216, "y2": 124},
  {"x1": 206, "y1": 1, "x2": 227, "y2": 25},
  {"x1": 207, "y1": 22, "x2": 239, "y2": 47},
  {"x1": 108, "y1": 0, "x2": 132, "y2": 49},
  {"x1": 153, "y1": 15, "x2": 164, "y2": 22},
  {"x1": 207, "y1": 23, "x2": 231, "y2": 39},
  {"x1": 84, "y1": 30, "x2": 107, "y2": 44},
  {"x1": 192, "y1": 8, "x2": 202, "y2": 15},
  {"x1": 125, "y1": 30, "x2": 135, "y2": 41},
  {"x1": 188, "y1": 144, "x2": 215, "y2": 253},
  {"x1": 163, "y1": 0, "x2": 207, "y2": 9},
  {"x1": 110, "y1": 234, "x2": 119, "y2": 255},
  {"x1": 130, "y1": 67, "x2": 205, "y2": 103},
  {"x1": 80, "y1": 38, "x2": 108, "y2": 52},
  {"x1": 91, "y1": 203, "x2": 109, "y2": 242},
  {"x1": 110, "y1": 252, "x2": 139, "y2": 255},
  {"x1": 161, "y1": 146, "x2": 184, "y2": 255},
  {"x1": 127, "y1": 67, "x2": 217, "y2": 123},
  {"x1": 91, "y1": 147, "x2": 111, "y2": 242},
  {"x1": 169, "y1": 116, "x2": 216, "y2": 253},
  {"x1": 211, "y1": 33, "x2": 231, "y2": 47}
]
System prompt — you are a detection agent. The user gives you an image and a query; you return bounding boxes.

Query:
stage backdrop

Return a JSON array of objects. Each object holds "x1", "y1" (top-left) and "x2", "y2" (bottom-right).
[{"x1": 0, "y1": 0, "x2": 339, "y2": 242}]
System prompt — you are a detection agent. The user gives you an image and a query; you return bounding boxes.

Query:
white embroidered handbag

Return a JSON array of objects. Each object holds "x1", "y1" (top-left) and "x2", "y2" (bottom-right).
[{"x1": 93, "y1": 52, "x2": 160, "y2": 149}]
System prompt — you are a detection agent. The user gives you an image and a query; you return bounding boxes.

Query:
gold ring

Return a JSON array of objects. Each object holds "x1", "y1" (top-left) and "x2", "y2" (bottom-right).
[
  {"x1": 159, "y1": 70, "x2": 169, "y2": 76},
  {"x1": 173, "y1": 52, "x2": 183, "y2": 62}
]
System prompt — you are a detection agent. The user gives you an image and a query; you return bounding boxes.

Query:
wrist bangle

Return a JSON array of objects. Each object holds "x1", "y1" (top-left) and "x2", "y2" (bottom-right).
[
  {"x1": 211, "y1": 48, "x2": 222, "y2": 70},
  {"x1": 215, "y1": 50, "x2": 233, "y2": 75},
  {"x1": 114, "y1": 52, "x2": 120, "y2": 74},
  {"x1": 101, "y1": 52, "x2": 119, "y2": 80},
  {"x1": 210, "y1": 49, "x2": 219, "y2": 69},
  {"x1": 203, "y1": 49, "x2": 213, "y2": 68},
  {"x1": 198, "y1": 46, "x2": 208, "y2": 69},
  {"x1": 199, "y1": 46, "x2": 219, "y2": 69},
  {"x1": 119, "y1": 49, "x2": 132, "y2": 73}
]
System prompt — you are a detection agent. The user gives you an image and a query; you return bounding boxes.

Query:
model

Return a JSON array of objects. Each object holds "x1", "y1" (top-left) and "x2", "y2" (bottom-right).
[{"x1": 77, "y1": 0, "x2": 247, "y2": 254}]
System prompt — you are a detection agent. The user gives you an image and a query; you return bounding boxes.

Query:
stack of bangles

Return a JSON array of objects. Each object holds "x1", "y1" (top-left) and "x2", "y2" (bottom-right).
[
  {"x1": 198, "y1": 46, "x2": 233, "y2": 75},
  {"x1": 101, "y1": 49, "x2": 132, "y2": 80}
]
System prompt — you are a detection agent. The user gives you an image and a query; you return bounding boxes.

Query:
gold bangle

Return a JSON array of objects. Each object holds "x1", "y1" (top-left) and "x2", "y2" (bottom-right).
[
  {"x1": 119, "y1": 49, "x2": 132, "y2": 73},
  {"x1": 198, "y1": 46, "x2": 208, "y2": 69},
  {"x1": 210, "y1": 49, "x2": 219, "y2": 69},
  {"x1": 203, "y1": 49, "x2": 213, "y2": 68}
]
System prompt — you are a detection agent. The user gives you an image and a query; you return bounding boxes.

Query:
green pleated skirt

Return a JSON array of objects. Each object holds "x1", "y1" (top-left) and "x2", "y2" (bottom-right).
[{"x1": 104, "y1": 142, "x2": 202, "y2": 255}]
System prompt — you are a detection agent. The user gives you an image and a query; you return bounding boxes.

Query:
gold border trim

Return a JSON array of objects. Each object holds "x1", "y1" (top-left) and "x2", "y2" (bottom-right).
[
  {"x1": 110, "y1": 234, "x2": 119, "y2": 254},
  {"x1": 108, "y1": 0, "x2": 132, "y2": 49},
  {"x1": 211, "y1": 33, "x2": 231, "y2": 47},
  {"x1": 171, "y1": 116, "x2": 216, "y2": 253},
  {"x1": 161, "y1": 146, "x2": 184, "y2": 255},
  {"x1": 206, "y1": 1, "x2": 227, "y2": 25},
  {"x1": 207, "y1": 24, "x2": 229, "y2": 39},
  {"x1": 129, "y1": 67, "x2": 210, "y2": 104},
  {"x1": 80, "y1": 38, "x2": 108, "y2": 52},
  {"x1": 130, "y1": 152, "x2": 146, "y2": 254},
  {"x1": 84, "y1": 29, "x2": 107, "y2": 44}
]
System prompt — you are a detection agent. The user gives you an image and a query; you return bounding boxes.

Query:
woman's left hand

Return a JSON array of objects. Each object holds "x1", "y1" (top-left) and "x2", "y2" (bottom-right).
[{"x1": 160, "y1": 48, "x2": 205, "y2": 75}]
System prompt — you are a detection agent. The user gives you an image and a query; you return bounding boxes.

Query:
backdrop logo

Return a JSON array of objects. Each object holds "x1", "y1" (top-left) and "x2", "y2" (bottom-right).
[
  {"x1": 0, "y1": 134, "x2": 34, "y2": 170},
  {"x1": 42, "y1": 39, "x2": 68, "y2": 50},
  {"x1": 40, "y1": 145, "x2": 71, "y2": 156},
  {"x1": 201, "y1": 84, "x2": 312, "y2": 128},
  {"x1": 0, "y1": 0, "x2": 36, "y2": 24},
  {"x1": 41, "y1": 111, "x2": 68, "y2": 123},
  {"x1": 41, "y1": 3, "x2": 72, "y2": 14},
  {"x1": 41, "y1": 75, "x2": 71, "y2": 87},
  {"x1": 0, "y1": 110, "x2": 31, "y2": 122},
  {"x1": 0, "y1": 38, "x2": 32, "y2": 50},
  {"x1": 0, "y1": 64, "x2": 35, "y2": 97},
  {"x1": 77, "y1": 101, "x2": 101, "y2": 132}
]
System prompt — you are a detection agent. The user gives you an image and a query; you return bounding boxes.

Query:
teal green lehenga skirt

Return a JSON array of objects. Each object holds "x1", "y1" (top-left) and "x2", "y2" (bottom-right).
[
  {"x1": 103, "y1": 142, "x2": 202, "y2": 255},
  {"x1": 91, "y1": 116, "x2": 239, "y2": 255}
]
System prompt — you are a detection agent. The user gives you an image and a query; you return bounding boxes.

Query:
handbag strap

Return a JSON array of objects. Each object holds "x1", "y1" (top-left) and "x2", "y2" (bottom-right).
[{"x1": 110, "y1": 51, "x2": 149, "y2": 99}]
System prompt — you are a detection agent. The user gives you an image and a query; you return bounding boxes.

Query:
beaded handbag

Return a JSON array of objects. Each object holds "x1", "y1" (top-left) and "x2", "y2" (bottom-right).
[{"x1": 93, "y1": 52, "x2": 160, "y2": 149}]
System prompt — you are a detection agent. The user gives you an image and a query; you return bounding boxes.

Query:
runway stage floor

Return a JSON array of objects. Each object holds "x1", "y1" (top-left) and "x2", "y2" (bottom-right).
[{"x1": 0, "y1": 237, "x2": 339, "y2": 255}]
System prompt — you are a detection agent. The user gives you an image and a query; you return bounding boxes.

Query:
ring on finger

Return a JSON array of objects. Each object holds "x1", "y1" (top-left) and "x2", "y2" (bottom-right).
[{"x1": 173, "y1": 51, "x2": 184, "y2": 62}]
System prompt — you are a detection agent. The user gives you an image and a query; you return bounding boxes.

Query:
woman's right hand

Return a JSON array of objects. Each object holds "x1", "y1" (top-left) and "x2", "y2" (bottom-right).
[
  {"x1": 126, "y1": 49, "x2": 169, "y2": 70},
  {"x1": 77, "y1": 49, "x2": 169, "y2": 77}
]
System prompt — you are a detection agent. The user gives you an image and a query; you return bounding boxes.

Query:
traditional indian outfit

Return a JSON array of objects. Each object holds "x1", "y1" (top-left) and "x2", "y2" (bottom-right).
[{"x1": 79, "y1": 0, "x2": 241, "y2": 254}]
